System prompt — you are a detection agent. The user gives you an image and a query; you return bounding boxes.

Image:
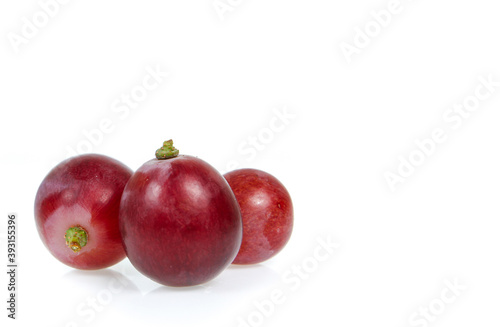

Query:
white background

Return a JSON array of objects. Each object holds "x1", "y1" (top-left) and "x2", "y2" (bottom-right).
[{"x1": 1, "y1": 0, "x2": 500, "y2": 326}]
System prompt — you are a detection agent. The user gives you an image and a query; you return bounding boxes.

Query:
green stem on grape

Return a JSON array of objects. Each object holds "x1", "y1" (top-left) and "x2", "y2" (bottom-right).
[
  {"x1": 65, "y1": 226, "x2": 88, "y2": 253},
  {"x1": 155, "y1": 139, "x2": 179, "y2": 160}
]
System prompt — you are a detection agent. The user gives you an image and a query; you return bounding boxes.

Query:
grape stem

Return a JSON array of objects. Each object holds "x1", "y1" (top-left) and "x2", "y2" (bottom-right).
[
  {"x1": 155, "y1": 139, "x2": 179, "y2": 160},
  {"x1": 65, "y1": 226, "x2": 88, "y2": 253}
]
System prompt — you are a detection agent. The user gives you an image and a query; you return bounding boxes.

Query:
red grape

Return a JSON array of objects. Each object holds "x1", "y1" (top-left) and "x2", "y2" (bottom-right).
[
  {"x1": 34, "y1": 154, "x2": 132, "y2": 270},
  {"x1": 224, "y1": 168, "x2": 293, "y2": 264},
  {"x1": 119, "y1": 140, "x2": 242, "y2": 287}
]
